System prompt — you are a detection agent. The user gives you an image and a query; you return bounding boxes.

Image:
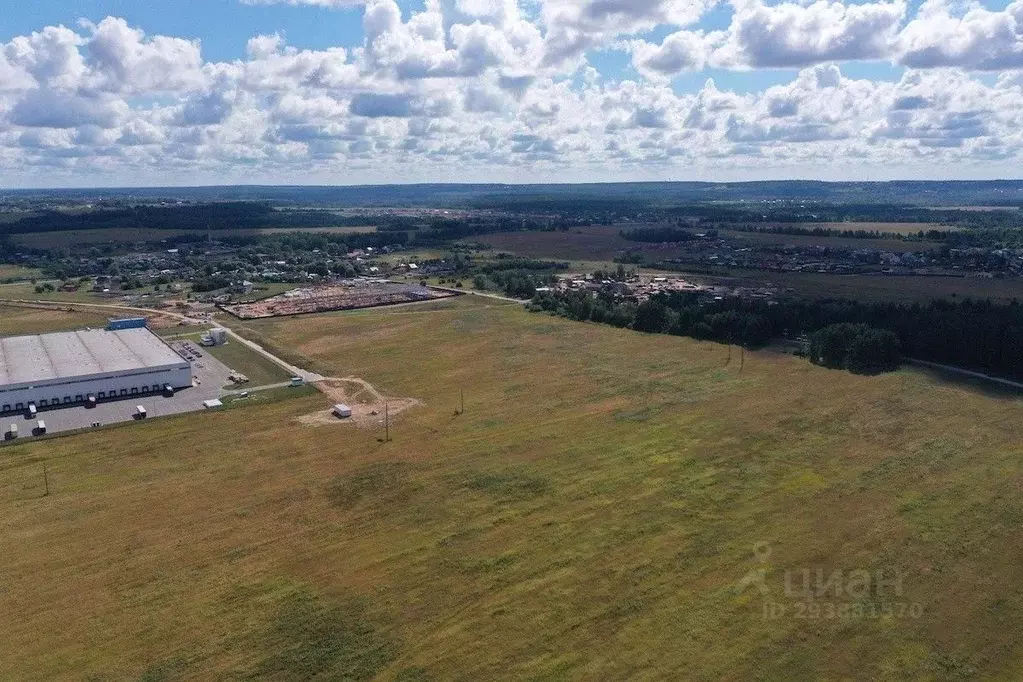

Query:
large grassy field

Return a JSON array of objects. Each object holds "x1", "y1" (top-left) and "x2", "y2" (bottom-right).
[
  {"x1": 720, "y1": 229, "x2": 942, "y2": 253},
  {"x1": 0, "y1": 265, "x2": 42, "y2": 282},
  {"x1": 4, "y1": 298, "x2": 1023, "y2": 679},
  {"x1": 0, "y1": 304, "x2": 109, "y2": 336}
]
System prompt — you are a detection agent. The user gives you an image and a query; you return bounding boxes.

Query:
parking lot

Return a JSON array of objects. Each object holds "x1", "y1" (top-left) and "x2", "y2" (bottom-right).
[{"x1": 1, "y1": 341, "x2": 236, "y2": 440}]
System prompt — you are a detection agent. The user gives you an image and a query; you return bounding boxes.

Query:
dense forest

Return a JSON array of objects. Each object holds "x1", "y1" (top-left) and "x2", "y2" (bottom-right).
[{"x1": 530, "y1": 289, "x2": 1023, "y2": 379}]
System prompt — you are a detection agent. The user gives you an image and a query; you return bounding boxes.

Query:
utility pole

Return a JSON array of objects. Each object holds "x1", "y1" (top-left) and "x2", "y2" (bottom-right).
[
  {"x1": 42, "y1": 462, "x2": 49, "y2": 497},
  {"x1": 460, "y1": 390, "x2": 464, "y2": 415},
  {"x1": 384, "y1": 402, "x2": 390, "y2": 442},
  {"x1": 739, "y1": 345, "x2": 745, "y2": 373}
]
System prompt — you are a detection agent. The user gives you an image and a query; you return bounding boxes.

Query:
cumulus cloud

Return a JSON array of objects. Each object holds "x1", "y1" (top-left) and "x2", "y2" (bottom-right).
[
  {"x1": 541, "y1": 0, "x2": 712, "y2": 67},
  {"x1": 82, "y1": 17, "x2": 205, "y2": 93},
  {"x1": 897, "y1": 0, "x2": 1023, "y2": 70},
  {"x1": 713, "y1": 0, "x2": 907, "y2": 69},
  {"x1": 628, "y1": 31, "x2": 711, "y2": 79},
  {"x1": 4, "y1": 5, "x2": 1023, "y2": 184}
]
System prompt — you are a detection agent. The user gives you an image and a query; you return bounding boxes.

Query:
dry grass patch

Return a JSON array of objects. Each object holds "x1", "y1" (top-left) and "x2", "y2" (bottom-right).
[{"x1": 5, "y1": 296, "x2": 1023, "y2": 678}]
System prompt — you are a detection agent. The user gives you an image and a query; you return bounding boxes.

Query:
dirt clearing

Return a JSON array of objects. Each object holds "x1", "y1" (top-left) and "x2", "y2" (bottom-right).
[{"x1": 298, "y1": 377, "x2": 421, "y2": 427}]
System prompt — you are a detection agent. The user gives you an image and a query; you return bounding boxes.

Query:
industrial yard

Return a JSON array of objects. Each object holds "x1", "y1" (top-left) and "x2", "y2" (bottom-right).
[
  {"x1": 220, "y1": 280, "x2": 459, "y2": 319},
  {"x1": 0, "y1": 308, "x2": 315, "y2": 440}
]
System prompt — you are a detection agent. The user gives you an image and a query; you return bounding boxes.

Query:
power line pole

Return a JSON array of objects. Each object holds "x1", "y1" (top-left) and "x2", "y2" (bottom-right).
[
  {"x1": 42, "y1": 462, "x2": 49, "y2": 497},
  {"x1": 384, "y1": 402, "x2": 390, "y2": 442},
  {"x1": 460, "y1": 390, "x2": 464, "y2": 415}
]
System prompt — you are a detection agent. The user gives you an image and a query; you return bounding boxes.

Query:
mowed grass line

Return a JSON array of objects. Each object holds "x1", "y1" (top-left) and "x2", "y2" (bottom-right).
[{"x1": 3, "y1": 298, "x2": 1023, "y2": 678}]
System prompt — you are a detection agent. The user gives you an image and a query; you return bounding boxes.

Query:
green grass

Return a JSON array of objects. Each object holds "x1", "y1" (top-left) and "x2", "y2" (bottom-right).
[
  {"x1": 0, "y1": 265, "x2": 42, "y2": 282},
  {"x1": 201, "y1": 338, "x2": 293, "y2": 388},
  {"x1": 5, "y1": 296, "x2": 1023, "y2": 678},
  {"x1": 0, "y1": 304, "x2": 110, "y2": 336},
  {"x1": 232, "y1": 282, "x2": 302, "y2": 303}
]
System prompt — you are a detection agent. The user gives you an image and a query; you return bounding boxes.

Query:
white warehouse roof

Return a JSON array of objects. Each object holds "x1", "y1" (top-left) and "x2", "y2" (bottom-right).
[{"x1": 0, "y1": 328, "x2": 186, "y2": 386}]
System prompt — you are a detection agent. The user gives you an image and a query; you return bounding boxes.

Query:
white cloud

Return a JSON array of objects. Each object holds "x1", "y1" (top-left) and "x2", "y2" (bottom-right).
[
  {"x1": 713, "y1": 0, "x2": 906, "y2": 69},
  {"x1": 628, "y1": 31, "x2": 711, "y2": 79},
  {"x1": 82, "y1": 17, "x2": 206, "y2": 93},
  {"x1": 3, "y1": 25, "x2": 86, "y2": 90},
  {"x1": 5, "y1": 6, "x2": 1023, "y2": 185},
  {"x1": 541, "y1": 0, "x2": 712, "y2": 67},
  {"x1": 897, "y1": 0, "x2": 1023, "y2": 70}
]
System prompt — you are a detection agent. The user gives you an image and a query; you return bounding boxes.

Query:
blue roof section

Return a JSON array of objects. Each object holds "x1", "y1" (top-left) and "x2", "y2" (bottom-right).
[{"x1": 107, "y1": 318, "x2": 148, "y2": 331}]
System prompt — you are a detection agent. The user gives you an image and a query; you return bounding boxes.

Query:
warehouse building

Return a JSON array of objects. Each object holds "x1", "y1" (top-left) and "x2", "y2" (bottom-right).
[{"x1": 0, "y1": 327, "x2": 192, "y2": 414}]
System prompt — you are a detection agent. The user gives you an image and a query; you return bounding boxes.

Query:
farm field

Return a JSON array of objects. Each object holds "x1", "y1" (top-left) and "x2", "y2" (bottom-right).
[
  {"x1": 0, "y1": 265, "x2": 42, "y2": 281},
  {"x1": 475, "y1": 224, "x2": 944, "y2": 264},
  {"x1": 752, "y1": 222, "x2": 960, "y2": 235},
  {"x1": 0, "y1": 282, "x2": 128, "y2": 304},
  {"x1": 0, "y1": 304, "x2": 109, "y2": 336},
  {"x1": 475, "y1": 226, "x2": 631, "y2": 261},
  {"x1": 720, "y1": 229, "x2": 942, "y2": 253},
  {"x1": 4, "y1": 297, "x2": 1023, "y2": 678},
  {"x1": 684, "y1": 268, "x2": 1023, "y2": 303}
]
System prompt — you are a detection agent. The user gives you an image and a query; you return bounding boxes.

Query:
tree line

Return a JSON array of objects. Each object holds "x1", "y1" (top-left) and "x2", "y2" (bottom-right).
[{"x1": 530, "y1": 287, "x2": 1023, "y2": 379}]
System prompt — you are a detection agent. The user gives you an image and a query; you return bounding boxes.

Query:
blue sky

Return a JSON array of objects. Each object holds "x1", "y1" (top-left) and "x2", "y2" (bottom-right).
[
  {"x1": 2, "y1": 0, "x2": 1023, "y2": 186},
  {"x1": 2, "y1": 0, "x2": 368, "y2": 61},
  {"x1": 2, "y1": 0, "x2": 933, "y2": 90}
]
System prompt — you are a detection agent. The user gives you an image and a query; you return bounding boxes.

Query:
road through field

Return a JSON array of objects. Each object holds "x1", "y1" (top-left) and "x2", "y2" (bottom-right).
[{"x1": 429, "y1": 285, "x2": 528, "y2": 304}]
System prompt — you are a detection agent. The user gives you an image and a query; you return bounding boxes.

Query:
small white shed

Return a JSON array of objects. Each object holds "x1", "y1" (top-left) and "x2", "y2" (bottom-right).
[{"x1": 332, "y1": 404, "x2": 353, "y2": 419}]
